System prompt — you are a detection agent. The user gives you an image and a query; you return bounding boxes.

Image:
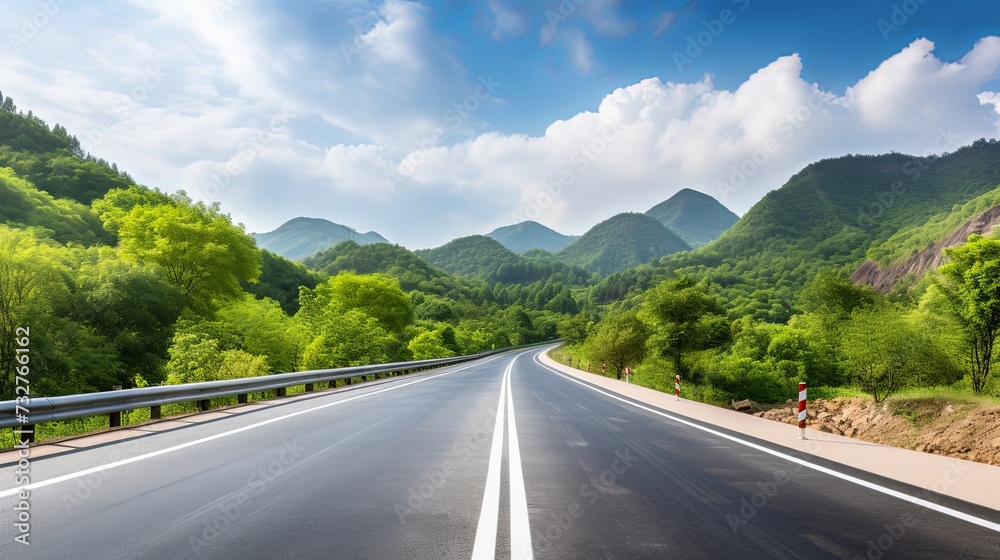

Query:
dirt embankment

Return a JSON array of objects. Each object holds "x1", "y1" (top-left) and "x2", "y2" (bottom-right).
[{"x1": 751, "y1": 397, "x2": 1000, "y2": 467}]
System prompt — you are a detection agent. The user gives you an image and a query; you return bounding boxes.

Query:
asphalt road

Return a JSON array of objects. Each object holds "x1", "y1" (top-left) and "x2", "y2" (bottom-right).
[{"x1": 1, "y1": 348, "x2": 999, "y2": 559}]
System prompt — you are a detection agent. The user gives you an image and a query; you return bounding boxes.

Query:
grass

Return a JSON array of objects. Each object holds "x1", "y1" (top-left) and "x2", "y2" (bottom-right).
[{"x1": 807, "y1": 386, "x2": 869, "y2": 400}]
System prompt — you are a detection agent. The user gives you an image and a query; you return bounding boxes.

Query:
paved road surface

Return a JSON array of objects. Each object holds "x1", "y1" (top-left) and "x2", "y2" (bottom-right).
[{"x1": 1, "y1": 348, "x2": 998, "y2": 559}]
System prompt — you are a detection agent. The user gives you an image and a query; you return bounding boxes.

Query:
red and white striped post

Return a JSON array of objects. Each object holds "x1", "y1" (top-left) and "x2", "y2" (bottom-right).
[
  {"x1": 797, "y1": 382, "x2": 807, "y2": 440},
  {"x1": 674, "y1": 375, "x2": 680, "y2": 401},
  {"x1": 624, "y1": 366, "x2": 631, "y2": 384}
]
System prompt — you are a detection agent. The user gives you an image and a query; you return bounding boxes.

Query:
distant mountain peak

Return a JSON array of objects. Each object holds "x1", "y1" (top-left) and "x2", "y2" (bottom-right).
[
  {"x1": 555, "y1": 212, "x2": 690, "y2": 274},
  {"x1": 252, "y1": 217, "x2": 389, "y2": 261},
  {"x1": 645, "y1": 189, "x2": 738, "y2": 248},
  {"x1": 486, "y1": 220, "x2": 578, "y2": 254}
]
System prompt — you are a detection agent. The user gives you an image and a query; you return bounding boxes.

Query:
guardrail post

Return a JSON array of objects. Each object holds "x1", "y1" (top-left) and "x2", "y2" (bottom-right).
[
  {"x1": 344, "y1": 378, "x2": 352, "y2": 386},
  {"x1": 109, "y1": 411, "x2": 121, "y2": 428},
  {"x1": 276, "y1": 387, "x2": 286, "y2": 397},
  {"x1": 150, "y1": 405, "x2": 161, "y2": 420},
  {"x1": 20, "y1": 425, "x2": 34, "y2": 444},
  {"x1": 198, "y1": 399, "x2": 210, "y2": 411},
  {"x1": 305, "y1": 383, "x2": 314, "y2": 392},
  {"x1": 238, "y1": 393, "x2": 248, "y2": 404}
]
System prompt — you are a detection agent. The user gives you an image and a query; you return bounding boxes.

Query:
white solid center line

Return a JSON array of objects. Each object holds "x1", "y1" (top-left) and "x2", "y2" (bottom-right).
[
  {"x1": 507, "y1": 356, "x2": 533, "y2": 559},
  {"x1": 471, "y1": 358, "x2": 509, "y2": 559},
  {"x1": 472, "y1": 353, "x2": 533, "y2": 559}
]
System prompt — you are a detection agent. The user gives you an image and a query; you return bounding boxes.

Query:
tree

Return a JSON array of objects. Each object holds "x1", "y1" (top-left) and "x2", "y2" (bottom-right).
[
  {"x1": 408, "y1": 330, "x2": 456, "y2": 360},
  {"x1": 939, "y1": 234, "x2": 1000, "y2": 392},
  {"x1": 840, "y1": 306, "x2": 919, "y2": 402},
  {"x1": 556, "y1": 313, "x2": 589, "y2": 343},
  {"x1": 178, "y1": 295, "x2": 305, "y2": 374},
  {"x1": 0, "y1": 226, "x2": 69, "y2": 398},
  {"x1": 165, "y1": 334, "x2": 268, "y2": 384},
  {"x1": 639, "y1": 276, "x2": 728, "y2": 380},
  {"x1": 73, "y1": 250, "x2": 186, "y2": 387},
  {"x1": 798, "y1": 272, "x2": 880, "y2": 317},
  {"x1": 298, "y1": 272, "x2": 412, "y2": 333},
  {"x1": 113, "y1": 194, "x2": 261, "y2": 312},
  {"x1": 300, "y1": 310, "x2": 398, "y2": 370},
  {"x1": 588, "y1": 309, "x2": 647, "y2": 380}
]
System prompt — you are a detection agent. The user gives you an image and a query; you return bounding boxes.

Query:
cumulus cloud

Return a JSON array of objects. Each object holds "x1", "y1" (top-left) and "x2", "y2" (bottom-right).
[{"x1": 370, "y1": 37, "x2": 1000, "y2": 243}]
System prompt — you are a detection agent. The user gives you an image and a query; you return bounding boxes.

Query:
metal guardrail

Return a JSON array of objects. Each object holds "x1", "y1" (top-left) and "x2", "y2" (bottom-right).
[{"x1": 1, "y1": 341, "x2": 556, "y2": 440}]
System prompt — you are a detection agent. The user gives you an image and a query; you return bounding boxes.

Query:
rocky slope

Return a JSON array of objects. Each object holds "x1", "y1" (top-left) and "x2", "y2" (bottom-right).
[{"x1": 851, "y1": 204, "x2": 1000, "y2": 292}]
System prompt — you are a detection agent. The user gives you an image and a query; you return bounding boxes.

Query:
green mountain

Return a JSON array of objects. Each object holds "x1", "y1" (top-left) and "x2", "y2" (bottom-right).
[
  {"x1": 486, "y1": 221, "x2": 579, "y2": 253},
  {"x1": 0, "y1": 92, "x2": 133, "y2": 245},
  {"x1": 593, "y1": 139, "x2": 1000, "y2": 320},
  {"x1": 415, "y1": 235, "x2": 591, "y2": 285},
  {"x1": 0, "y1": 94, "x2": 134, "y2": 205},
  {"x1": 645, "y1": 188, "x2": 738, "y2": 247},
  {"x1": 555, "y1": 212, "x2": 691, "y2": 274},
  {"x1": 253, "y1": 217, "x2": 389, "y2": 261}
]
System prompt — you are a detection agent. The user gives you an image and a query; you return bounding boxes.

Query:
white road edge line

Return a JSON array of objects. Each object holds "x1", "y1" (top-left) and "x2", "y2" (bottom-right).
[
  {"x1": 471, "y1": 357, "x2": 509, "y2": 559},
  {"x1": 506, "y1": 355, "x2": 533, "y2": 560},
  {"x1": 0, "y1": 355, "x2": 508, "y2": 499},
  {"x1": 533, "y1": 351, "x2": 1000, "y2": 534}
]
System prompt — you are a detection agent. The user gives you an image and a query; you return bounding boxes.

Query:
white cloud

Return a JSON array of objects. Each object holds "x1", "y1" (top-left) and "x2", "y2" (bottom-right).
[{"x1": 346, "y1": 37, "x2": 1000, "y2": 243}]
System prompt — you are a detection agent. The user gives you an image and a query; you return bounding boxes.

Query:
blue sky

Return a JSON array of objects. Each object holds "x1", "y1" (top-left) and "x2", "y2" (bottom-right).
[{"x1": 1, "y1": 1, "x2": 999, "y2": 247}]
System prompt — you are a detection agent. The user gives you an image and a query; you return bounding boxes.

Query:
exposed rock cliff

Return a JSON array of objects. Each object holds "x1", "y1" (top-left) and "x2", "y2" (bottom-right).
[{"x1": 851, "y1": 204, "x2": 1000, "y2": 292}]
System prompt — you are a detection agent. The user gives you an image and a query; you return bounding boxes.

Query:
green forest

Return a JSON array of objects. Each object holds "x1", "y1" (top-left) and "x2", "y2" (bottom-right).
[{"x1": 2, "y1": 86, "x2": 1000, "y2": 438}]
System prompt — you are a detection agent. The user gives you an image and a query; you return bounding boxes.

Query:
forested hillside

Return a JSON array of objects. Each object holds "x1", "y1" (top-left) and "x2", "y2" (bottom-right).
[
  {"x1": 555, "y1": 212, "x2": 690, "y2": 274},
  {"x1": 645, "y1": 188, "x2": 738, "y2": 247},
  {"x1": 416, "y1": 235, "x2": 593, "y2": 285},
  {"x1": 567, "y1": 138, "x2": 1000, "y2": 409},
  {"x1": 590, "y1": 141, "x2": 1000, "y2": 321},
  {"x1": 486, "y1": 220, "x2": 578, "y2": 253}
]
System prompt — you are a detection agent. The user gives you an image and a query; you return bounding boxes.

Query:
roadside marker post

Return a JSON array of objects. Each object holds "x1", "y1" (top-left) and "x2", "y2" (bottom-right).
[
  {"x1": 798, "y1": 382, "x2": 807, "y2": 440},
  {"x1": 675, "y1": 375, "x2": 680, "y2": 401},
  {"x1": 625, "y1": 366, "x2": 631, "y2": 384}
]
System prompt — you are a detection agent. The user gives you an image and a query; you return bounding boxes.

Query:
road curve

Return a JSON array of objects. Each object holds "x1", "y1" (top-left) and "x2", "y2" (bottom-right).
[{"x1": 1, "y1": 347, "x2": 998, "y2": 559}]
